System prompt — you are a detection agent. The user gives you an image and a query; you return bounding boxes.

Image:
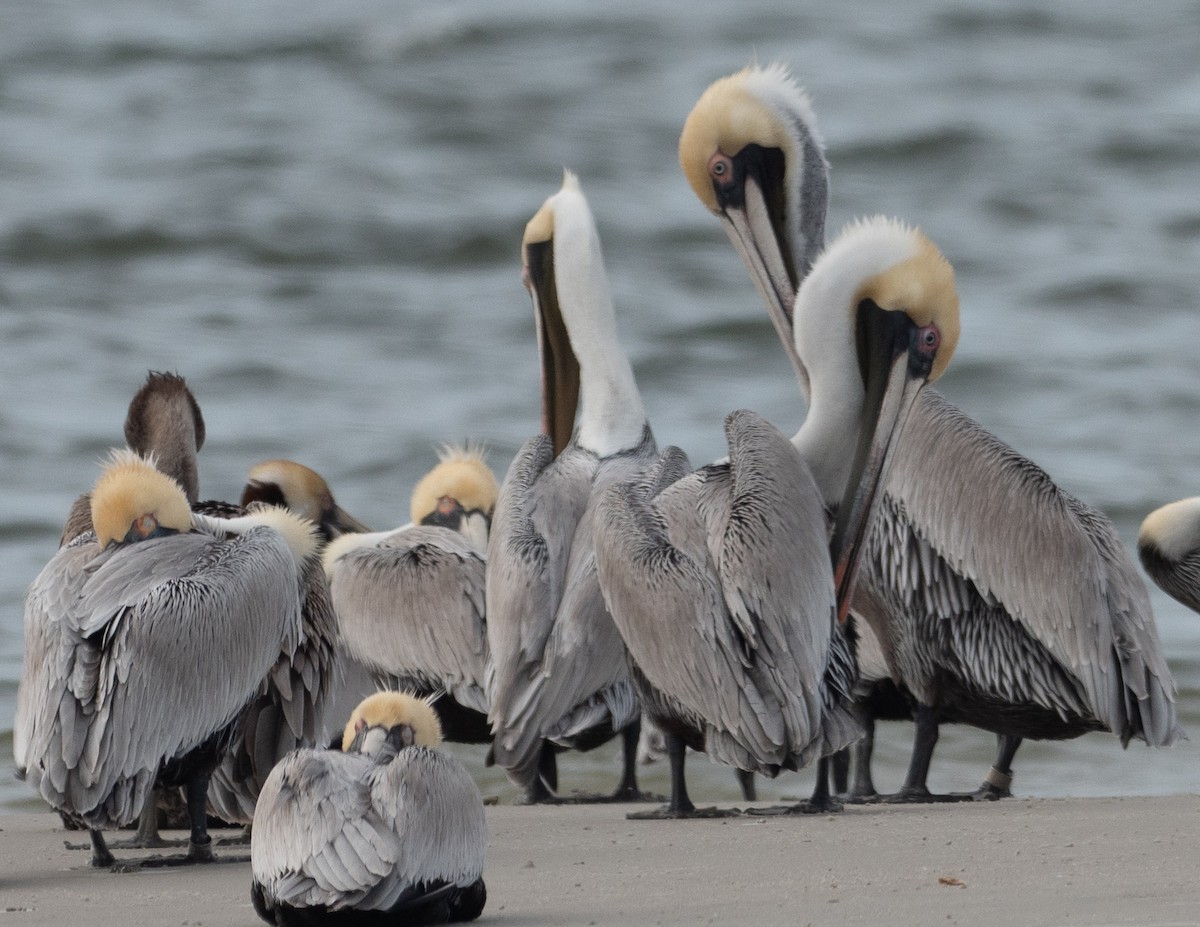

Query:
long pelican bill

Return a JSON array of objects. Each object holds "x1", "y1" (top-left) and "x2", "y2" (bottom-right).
[
  {"x1": 523, "y1": 224, "x2": 580, "y2": 458},
  {"x1": 830, "y1": 301, "x2": 941, "y2": 624},
  {"x1": 711, "y1": 151, "x2": 804, "y2": 386}
]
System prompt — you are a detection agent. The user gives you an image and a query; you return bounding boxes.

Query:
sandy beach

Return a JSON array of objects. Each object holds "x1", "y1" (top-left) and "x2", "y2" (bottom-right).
[{"x1": 3, "y1": 796, "x2": 1199, "y2": 927}]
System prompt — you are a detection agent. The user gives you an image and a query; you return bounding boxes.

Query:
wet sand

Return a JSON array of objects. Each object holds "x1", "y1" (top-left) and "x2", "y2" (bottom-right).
[{"x1": 3, "y1": 796, "x2": 1198, "y2": 927}]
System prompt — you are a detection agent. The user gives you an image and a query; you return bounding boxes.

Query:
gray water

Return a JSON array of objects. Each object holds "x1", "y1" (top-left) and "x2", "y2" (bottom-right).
[{"x1": 2, "y1": 0, "x2": 1198, "y2": 812}]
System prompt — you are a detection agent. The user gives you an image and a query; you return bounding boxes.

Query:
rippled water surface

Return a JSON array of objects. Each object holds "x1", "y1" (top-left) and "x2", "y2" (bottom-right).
[{"x1": 2, "y1": 0, "x2": 1198, "y2": 811}]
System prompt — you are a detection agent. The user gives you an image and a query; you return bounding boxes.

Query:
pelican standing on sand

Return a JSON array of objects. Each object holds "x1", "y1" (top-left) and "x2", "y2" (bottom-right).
[
  {"x1": 17, "y1": 450, "x2": 317, "y2": 867},
  {"x1": 250, "y1": 691, "x2": 487, "y2": 927},
  {"x1": 1139, "y1": 498, "x2": 1200, "y2": 614},
  {"x1": 487, "y1": 172, "x2": 661, "y2": 803},
  {"x1": 323, "y1": 446, "x2": 498, "y2": 743},
  {"x1": 679, "y1": 63, "x2": 1182, "y2": 801},
  {"x1": 595, "y1": 216, "x2": 958, "y2": 817}
]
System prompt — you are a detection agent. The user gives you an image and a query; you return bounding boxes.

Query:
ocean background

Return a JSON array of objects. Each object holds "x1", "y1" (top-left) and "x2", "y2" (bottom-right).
[{"x1": 2, "y1": 0, "x2": 1198, "y2": 811}]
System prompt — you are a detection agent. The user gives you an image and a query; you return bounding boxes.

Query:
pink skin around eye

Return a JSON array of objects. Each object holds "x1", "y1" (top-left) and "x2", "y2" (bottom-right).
[
  {"x1": 708, "y1": 152, "x2": 734, "y2": 186},
  {"x1": 917, "y1": 324, "x2": 940, "y2": 356}
]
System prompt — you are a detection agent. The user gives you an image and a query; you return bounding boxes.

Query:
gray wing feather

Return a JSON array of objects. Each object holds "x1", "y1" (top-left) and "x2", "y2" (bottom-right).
[
  {"x1": 595, "y1": 410, "x2": 859, "y2": 775},
  {"x1": 331, "y1": 526, "x2": 488, "y2": 713},
  {"x1": 485, "y1": 435, "x2": 591, "y2": 780},
  {"x1": 209, "y1": 558, "x2": 341, "y2": 822},
  {"x1": 487, "y1": 432, "x2": 657, "y2": 785},
  {"x1": 873, "y1": 389, "x2": 1178, "y2": 744},
  {"x1": 251, "y1": 747, "x2": 486, "y2": 912},
  {"x1": 21, "y1": 527, "x2": 304, "y2": 828}
]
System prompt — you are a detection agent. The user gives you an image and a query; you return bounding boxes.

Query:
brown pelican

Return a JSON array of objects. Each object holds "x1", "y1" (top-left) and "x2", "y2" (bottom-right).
[
  {"x1": 486, "y1": 171, "x2": 662, "y2": 803},
  {"x1": 44, "y1": 373, "x2": 340, "y2": 844},
  {"x1": 680, "y1": 63, "x2": 1182, "y2": 801},
  {"x1": 59, "y1": 370, "x2": 208, "y2": 546},
  {"x1": 595, "y1": 216, "x2": 959, "y2": 817},
  {"x1": 1139, "y1": 498, "x2": 1200, "y2": 614},
  {"x1": 241, "y1": 458, "x2": 371, "y2": 540},
  {"x1": 250, "y1": 692, "x2": 487, "y2": 926},
  {"x1": 17, "y1": 450, "x2": 317, "y2": 867},
  {"x1": 322, "y1": 445, "x2": 499, "y2": 743}
]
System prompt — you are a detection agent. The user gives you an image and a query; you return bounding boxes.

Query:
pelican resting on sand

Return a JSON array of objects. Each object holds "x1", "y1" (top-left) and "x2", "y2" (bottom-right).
[
  {"x1": 1139, "y1": 498, "x2": 1200, "y2": 615},
  {"x1": 595, "y1": 216, "x2": 958, "y2": 817},
  {"x1": 679, "y1": 63, "x2": 1182, "y2": 802},
  {"x1": 487, "y1": 171, "x2": 663, "y2": 803},
  {"x1": 250, "y1": 691, "x2": 487, "y2": 927},
  {"x1": 17, "y1": 450, "x2": 317, "y2": 867},
  {"x1": 323, "y1": 446, "x2": 499, "y2": 744}
]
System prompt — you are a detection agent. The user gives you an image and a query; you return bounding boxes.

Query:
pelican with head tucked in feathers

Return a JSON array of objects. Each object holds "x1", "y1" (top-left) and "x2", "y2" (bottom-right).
[
  {"x1": 250, "y1": 691, "x2": 487, "y2": 927},
  {"x1": 679, "y1": 63, "x2": 1181, "y2": 801},
  {"x1": 1139, "y1": 498, "x2": 1200, "y2": 615},
  {"x1": 17, "y1": 450, "x2": 317, "y2": 867},
  {"x1": 23, "y1": 372, "x2": 342, "y2": 853},
  {"x1": 322, "y1": 445, "x2": 498, "y2": 744},
  {"x1": 486, "y1": 172, "x2": 665, "y2": 803},
  {"x1": 595, "y1": 216, "x2": 958, "y2": 817},
  {"x1": 241, "y1": 458, "x2": 371, "y2": 541}
]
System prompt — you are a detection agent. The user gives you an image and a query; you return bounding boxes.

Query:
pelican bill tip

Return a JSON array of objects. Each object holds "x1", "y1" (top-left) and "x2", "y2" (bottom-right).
[{"x1": 342, "y1": 691, "x2": 444, "y2": 752}]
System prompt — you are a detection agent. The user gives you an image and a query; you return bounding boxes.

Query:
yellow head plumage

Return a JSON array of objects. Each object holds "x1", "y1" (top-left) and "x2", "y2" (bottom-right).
[
  {"x1": 90, "y1": 449, "x2": 192, "y2": 548},
  {"x1": 341, "y1": 691, "x2": 443, "y2": 752},
  {"x1": 679, "y1": 63, "x2": 814, "y2": 213},
  {"x1": 243, "y1": 459, "x2": 333, "y2": 522},
  {"x1": 849, "y1": 219, "x2": 961, "y2": 383},
  {"x1": 409, "y1": 444, "x2": 499, "y2": 525}
]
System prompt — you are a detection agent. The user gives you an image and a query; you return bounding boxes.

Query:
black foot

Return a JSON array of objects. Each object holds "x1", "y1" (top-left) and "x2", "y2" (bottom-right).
[
  {"x1": 879, "y1": 785, "x2": 976, "y2": 804},
  {"x1": 626, "y1": 805, "x2": 741, "y2": 820},
  {"x1": 970, "y1": 782, "x2": 1012, "y2": 802},
  {"x1": 214, "y1": 826, "x2": 252, "y2": 847},
  {"x1": 111, "y1": 850, "x2": 249, "y2": 871},
  {"x1": 574, "y1": 787, "x2": 668, "y2": 804},
  {"x1": 970, "y1": 765, "x2": 1014, "y2": 801},
  {"x1": 743, "y1": 796, "x2": 845, "y2": 816},
  {"x1": 837, "y1": 788, "x2": 881, "y2": 805},
  {"x1": 97, "y1": 835, "x2": 185, "y2": 850}
]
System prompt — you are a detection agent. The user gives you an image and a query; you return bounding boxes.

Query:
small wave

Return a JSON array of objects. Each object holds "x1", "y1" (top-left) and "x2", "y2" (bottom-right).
[
  {"x1": 832, "y1": 125, "x2": 985, "y2": 169},
  {"x1": 1034, "y1": 275, "x2": 1195, "y2": 311},
  {"x1": 1095, "y1": 133, "x2": 1200, "y2": 169}
]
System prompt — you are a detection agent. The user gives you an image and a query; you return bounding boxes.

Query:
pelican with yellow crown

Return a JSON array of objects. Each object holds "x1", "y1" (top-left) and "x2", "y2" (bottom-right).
[
  {"x1": 678, "y1": 63, "x2": 1181, "y2": 802},
  {"x1": 250, "y1": 691, "x2": 487, "y2": 926},
  {"x1": 486, "y1": 172, "x2": 682, "y2": 804},
  {"x1": 322, "y1": 445, "x2": 498, "y2": 744},
  {"x1": 16, "y1": 449, "x2": 317, "y2": 867},
  {"x1": 1139, "y1": 498, "x2": 1200, "y2": 615},
  {"x1": 594, "y1": 216, "x2": 959, "y2": 817},
  {"x1": 241, "y1": 458, "x2": 370, "y2": 541}
]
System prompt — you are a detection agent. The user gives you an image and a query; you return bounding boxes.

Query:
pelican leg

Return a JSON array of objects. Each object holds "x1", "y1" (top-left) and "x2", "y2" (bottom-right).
[
  {"x1": 736, "y1": 768, "x2": 757, "y2": 802},
  {"x1": 971, "y1": 734, "x2": 1020, "y2": 801},
  {"x1": 185, "y1": 773, "x2": 215, "y2": 861},
  {"x1": 88, "y1": 829, "x2": 115, "y2": 868},
  {"x1": 801, "y1": 756, "x2": 843, "y2": 813},
  {"x1": 843, "y1": 715, "x2": 881, "y2": 803},
  {"x1": 608, "y1": 718, "x2": 659, "y2": 802},
  {"x1": 743, "y1": 756, "x2": 844, "y2": 816},
  {"x1": 882, "y1": 704, "x2": 971, "y2": 803},
  {"x1": 518, "y1": 743, "x2": 560, "y2": 805},
  {"x1": 830, "y1": 747, "x2": 850, "y2": 796},
  {"x1": 628, "y1": 731, "x2": 734, "y2": 819},
  {"x1": 130, "y1": 775, "x2": 248, "y2": 869}
]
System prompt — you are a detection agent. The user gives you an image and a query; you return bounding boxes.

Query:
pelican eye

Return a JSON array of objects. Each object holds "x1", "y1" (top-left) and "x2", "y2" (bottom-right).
[
  {"x1": 708, "y1": 152, "x2": 733, "y2": 184},
  {"x1": 917, "y1": 324, "x2": 940, "y2": 355}
]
